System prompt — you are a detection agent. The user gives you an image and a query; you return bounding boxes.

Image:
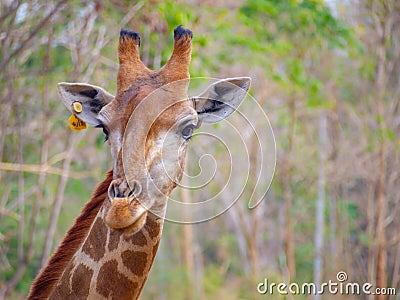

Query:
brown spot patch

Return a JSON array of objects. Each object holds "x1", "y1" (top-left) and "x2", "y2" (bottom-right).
[
  {"x1": 121, "y1": 250, "x2": 148, "y2": 277},
  {"x1": 82, "y1": 217, "x2": 107, "y2": 261},
  {"x1": 108, "y1": 228, "x2": 122, "y2": 252},
  {"x1": 97, "y1": 260, "x2": 138, "y2": 299},
  {"x1": 145, "y1": 215, "x2": 161, "y2": 239},
  {"x1": 50, "y1": 263, "x2": 93, "y2": 299},
  {"x1": 123, "y1": 229, "x2": 147, "y2": 247},
  {"x1": 71, "y1": 264, "x2": 93, "y2": 296},
  {"x1": 50, "y1": 262, "x2": 75, "y2": 299}
]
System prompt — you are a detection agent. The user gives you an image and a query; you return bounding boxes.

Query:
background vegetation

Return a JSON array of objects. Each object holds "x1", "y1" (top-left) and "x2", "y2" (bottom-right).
[{"x1": 0, "y1": 0, "x2": 399, "y2": 299}]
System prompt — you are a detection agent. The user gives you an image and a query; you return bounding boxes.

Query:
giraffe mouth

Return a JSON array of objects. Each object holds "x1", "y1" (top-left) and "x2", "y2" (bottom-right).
[
  {"x1": 104, "y1": 197, "x2": 148, "y2": 234},
  {"x1": 122, "y1": 210, "x2": 148, "y2": 234}
]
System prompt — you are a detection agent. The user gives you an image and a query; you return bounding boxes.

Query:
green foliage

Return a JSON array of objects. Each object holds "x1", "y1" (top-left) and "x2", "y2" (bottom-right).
[
  {"x1": 240, "y1": 0, "x2": 353, "y2": 49},
  {"x1": 234, "y1": 0, "x2": 359, "y2": 111},
  {"x1": 203, "y1": 265, "x2": 225, "y2": 294},
  {"x1": 345, "y1": 201, "x2": 360, "y2": 219},
  {"x1": 295, "y1": 245, "x2": 314, "y2": 282},
  {"x1": 157, "y1": 1, "x2": 193, "y2": 27}
]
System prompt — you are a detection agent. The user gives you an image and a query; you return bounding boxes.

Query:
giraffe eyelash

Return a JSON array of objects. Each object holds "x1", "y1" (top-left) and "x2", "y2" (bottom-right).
[
  {"x1": 96, "y1": 124, "x2": 109, "y2": 142},
  {"x1": 102, "y1": 127, "x2": 109, "y2": 142}
]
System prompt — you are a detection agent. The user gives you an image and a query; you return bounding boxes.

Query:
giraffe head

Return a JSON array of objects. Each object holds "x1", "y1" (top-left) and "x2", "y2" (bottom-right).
[{"x1": 57, "y1": 26, "x2": 250, "y2": 234}]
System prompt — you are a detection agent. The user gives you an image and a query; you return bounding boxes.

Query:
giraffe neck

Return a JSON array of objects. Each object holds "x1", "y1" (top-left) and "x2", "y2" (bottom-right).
[
  {"x1": 28, "y1": 171, "x2": 113, "y2": 299},
  {"x1": 28, "y1": 170, "x2": 165, "y2": 300},
  {"x1": 50, "y1": 208, "x2": 164, "y2": 299}
]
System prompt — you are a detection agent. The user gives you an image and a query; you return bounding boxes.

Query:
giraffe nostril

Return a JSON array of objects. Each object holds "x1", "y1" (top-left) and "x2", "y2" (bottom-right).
[
  {"x1": 108, "y1": 179, "x2": 141, "y2": 201},
  {"x1": 108, "y1": 179, "x2": 124, "y2": 200},
  {"x1": 114, "y1": 183, "x2": 121, "y2": 197},
  {"x1": 127, "y1": 189, "x2": 134, "y2": 199},
  {"x1": 127, "y1": 180, "x2": 142, "y2": 203}
]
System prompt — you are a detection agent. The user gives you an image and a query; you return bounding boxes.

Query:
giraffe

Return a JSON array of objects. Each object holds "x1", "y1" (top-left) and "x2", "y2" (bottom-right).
[{"x1": 28, "y1": 25, "x2": 250, "y2": 299}]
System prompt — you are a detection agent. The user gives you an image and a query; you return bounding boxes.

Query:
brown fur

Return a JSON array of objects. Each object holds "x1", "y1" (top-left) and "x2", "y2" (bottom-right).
[
  {"x1": 96, "y1": 260, "x2": 138, "y2": 299},
  {"x1": 105, "y1": 197, "x2": 141, "y2": 229},
  {"x1": 136, "y1": 236, "x2": 161, "y2": 297},
  {"x1": 117, "y1": 32, "x2": 151, "y2": 93},
  {"x1": 121, "y1": 250, "x2": 148, "y2": 277},
  {"x1": 27, "y1": 170, "x2": 113, "y2": 299},
  {"x1": 158, "y1": 33, "x2": 192, "y2": 82},
  {"x1": 81, "y1": 217, "x2": 108, "y2": 261}
]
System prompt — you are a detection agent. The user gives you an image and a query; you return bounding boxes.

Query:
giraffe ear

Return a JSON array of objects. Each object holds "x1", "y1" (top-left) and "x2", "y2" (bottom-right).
[
  {"x1": 193, "y1": 77, "x2": 251, "y2": 123},
  {"x1": 57, "y1": 82, "x2": 114, "y2": 126}
]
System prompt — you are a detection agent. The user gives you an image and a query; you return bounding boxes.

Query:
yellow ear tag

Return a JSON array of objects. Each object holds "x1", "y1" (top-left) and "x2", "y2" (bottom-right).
[
  {"x1": 73, "y1": 101, "x2": 83, "y2": 113},
  {"x1": 68, "y1": 114, "x2": 87, "y2": 130}
]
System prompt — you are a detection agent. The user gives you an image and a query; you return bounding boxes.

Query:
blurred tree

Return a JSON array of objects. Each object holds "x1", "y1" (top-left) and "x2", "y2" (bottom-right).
[{"x1": 237, "y1": 0, "x2": 354, "y2": 289}]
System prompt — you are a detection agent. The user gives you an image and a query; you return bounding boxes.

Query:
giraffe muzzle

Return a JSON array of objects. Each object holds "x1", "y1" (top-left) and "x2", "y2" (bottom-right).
[{"x1": 105, "y1": 179, "x2": 147, "y2": 232}]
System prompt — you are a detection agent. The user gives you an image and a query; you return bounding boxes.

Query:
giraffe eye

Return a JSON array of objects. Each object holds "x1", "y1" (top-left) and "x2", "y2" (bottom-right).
[{"x1": 182, "y1": 124, "x2": 195, "y2": 140}]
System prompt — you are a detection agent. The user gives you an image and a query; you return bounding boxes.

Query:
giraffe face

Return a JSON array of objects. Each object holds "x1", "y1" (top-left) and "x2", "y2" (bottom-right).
[
  {"x1": 99, "y1": 81, "x2": 197, "y2": 233},
  {"x1": 57, "y1": 27, "x2": 250, "y2": 234}
]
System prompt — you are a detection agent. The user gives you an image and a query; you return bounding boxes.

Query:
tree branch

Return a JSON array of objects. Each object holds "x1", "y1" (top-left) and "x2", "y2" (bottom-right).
[{"x1": 0, "y1": 0, "x2": 69, "y2": 72}]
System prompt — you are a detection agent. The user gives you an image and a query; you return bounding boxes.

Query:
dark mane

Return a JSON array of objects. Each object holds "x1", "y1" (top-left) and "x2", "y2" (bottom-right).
[{"x1": 27, "y1": 170, "x2": 113, "y2": 299}]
